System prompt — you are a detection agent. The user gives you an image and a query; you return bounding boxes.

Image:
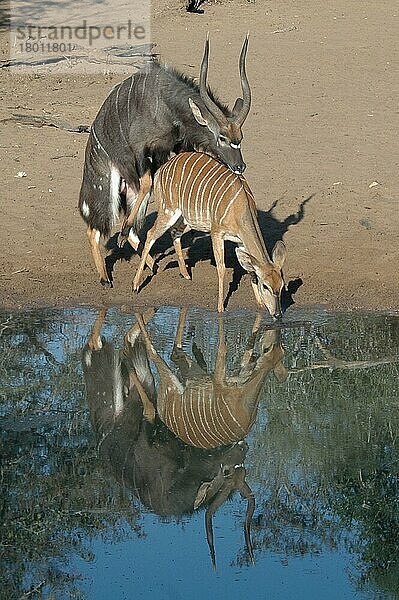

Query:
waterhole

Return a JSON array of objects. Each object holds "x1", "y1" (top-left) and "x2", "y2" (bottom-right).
[{"x1": 1, "y1": 306, "x2": 398, "y2": 599}]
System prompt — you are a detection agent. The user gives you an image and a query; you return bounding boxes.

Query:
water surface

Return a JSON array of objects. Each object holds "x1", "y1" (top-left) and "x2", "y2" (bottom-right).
[{"x1": 1, "y1": 307, "x2": 398, "y2": 599}]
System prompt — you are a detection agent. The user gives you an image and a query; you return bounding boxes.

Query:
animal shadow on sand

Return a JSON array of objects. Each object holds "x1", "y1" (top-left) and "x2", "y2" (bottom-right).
[{"x1": 106, "y1": 194, "x2": 313, "y2": 312}]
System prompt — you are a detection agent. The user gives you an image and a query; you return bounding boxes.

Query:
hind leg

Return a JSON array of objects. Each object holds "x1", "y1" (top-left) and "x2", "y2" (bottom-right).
[
  {"x1": 86, "y1": 226, "x2": 111, "y2": 288},
  {"x1": 170, "y1": 218, "x2": 191, "y2": 280},
  {"x1": 132, "y1": 209, "x2": 182, "y2": 292}
]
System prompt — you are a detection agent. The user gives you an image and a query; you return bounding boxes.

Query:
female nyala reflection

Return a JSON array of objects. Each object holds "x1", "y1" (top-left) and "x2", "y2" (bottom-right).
[{"x1": 82, "y1": 308, "x2": 287, "y2": 568}]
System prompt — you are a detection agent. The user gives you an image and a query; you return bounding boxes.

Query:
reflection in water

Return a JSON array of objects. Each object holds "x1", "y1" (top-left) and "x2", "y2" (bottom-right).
[
  {"x1": 82, "y1": 308, "x2": 287, "y2": 568},
  {"x1": 1, "y1": 307, "x2": 398, "y2": 599}
]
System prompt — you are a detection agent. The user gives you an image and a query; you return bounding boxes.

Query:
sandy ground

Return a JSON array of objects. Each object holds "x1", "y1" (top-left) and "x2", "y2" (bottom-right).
[{"x1": 1, "y1": 0, "x2": 398, "y2": 313}]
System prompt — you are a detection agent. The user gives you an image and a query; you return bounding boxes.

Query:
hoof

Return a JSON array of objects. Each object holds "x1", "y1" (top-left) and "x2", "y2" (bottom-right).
[{"x1": 100, "y1": 278, "x2": 112, "y2": 289}]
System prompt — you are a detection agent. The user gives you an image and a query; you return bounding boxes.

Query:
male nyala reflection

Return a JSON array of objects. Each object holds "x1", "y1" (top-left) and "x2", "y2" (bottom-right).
[{"x1": 82, "y1": 308, "x2": 287, "y2": 568}]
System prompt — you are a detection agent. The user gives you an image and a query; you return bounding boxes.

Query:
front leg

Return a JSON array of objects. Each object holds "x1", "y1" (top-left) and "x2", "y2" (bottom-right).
[{"x1": 211, "y1": 233, "x2": 226, "y2": 312}]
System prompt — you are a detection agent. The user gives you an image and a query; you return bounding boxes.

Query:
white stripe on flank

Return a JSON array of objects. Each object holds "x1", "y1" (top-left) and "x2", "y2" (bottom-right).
[
  {"x1": 199, "y1": 391, "x2": 222, "y2": 446},
  {"x1": 140, "y1": 72, "x2": 148, "y2": 106},
  {"x1": 220, "y1": 396, "x2": 246, "y2": 435},
  {"x1": 192, "y1": 392, "x2": 212, "y2": 447},
  {"x1": 191, "y1": 382, "x2": 214, "y2": 448},
  {"x1": 153, "y1": 71, "x2": 160, "y2": 116},
  {"x1": 185, "y1": 156, "x2": 212, "y2": 224},
  {"x1": 180, "y1": 154, "x2": 205, "y2": 216},
  {"x1": 110, "y1": 167, "x2": 120, "y2": 227},
  {"x1": 213, "y1": 175, "x2": 238, "y2": 217},
  {"x1": 217, "y1": 400, "x2": 242, "y2": 441},
  {"x1": 219, "y1": 184, "x2": 243, "y2": 225},
  {"x1": 170, "y1": 399, "x2": 183, "y2": 442},
  {"x1": 182, "y1": 393, "x2": 195, "y2": 446},
  {"x1": 202, "y1": 164, "x2": 225, "y2": 223},
  {"x1": 192, "y1": 159, "x2": 218, "y2": 225},
  {"x1": 197, "y1": 162, "x2": 222, "y2": 226},
  {"x1": 115, "y1": 84, "x2": 127, "y2": 143},
  {"x1": 198, "y1": 389, "x2": 217, "y2": 447},
  {"x1": 209, "y1": 403, "x2": 231, "y2": 445},
  {"x1": 161, "y1": 155, "x2": 174, "y2": 190},
  {"x1": 127, "y1": 75, "x2": 134, "y2": 116},
  {"x1": 91, "y1": 125, "x2": 107, "y2": 156},
  {"x1": 210, "y1": 170, "x2": 235, "y2": 216},
  {"x1": 180, "y1": 400, "x2": 191, "y2": 444},
  {"x1": 242, "y1": 179, "x2": 254, "y2": 199},
  {"x1": 168, "y1": 156, "x2": 181, "y2": 204}
]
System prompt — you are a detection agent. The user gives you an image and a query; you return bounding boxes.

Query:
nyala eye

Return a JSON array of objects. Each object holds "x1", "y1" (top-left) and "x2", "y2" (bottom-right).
[{"x1": 218, "y1": 135, "x2": 227, "y2": 144}]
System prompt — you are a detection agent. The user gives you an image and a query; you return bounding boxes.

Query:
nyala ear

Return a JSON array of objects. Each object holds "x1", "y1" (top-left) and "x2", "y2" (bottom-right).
[
  {"x1": 236, "y1": 246, "x2": 256, "y2": 273},
  {"x1": 236, "y1": 246, "x2": 260, "y2": 277},
  {"x1": 194, "y1": 481, "x2": 212, "y2": 509},
  {"x1": 272, "y1": 240, "x2": 287, "y2": 269},
  {"x1": 232, "y1": 97, "x2": 244, "y2": 117},
  {"x1": 189, "y1": 97, "x2": 210, "y2": 127}
]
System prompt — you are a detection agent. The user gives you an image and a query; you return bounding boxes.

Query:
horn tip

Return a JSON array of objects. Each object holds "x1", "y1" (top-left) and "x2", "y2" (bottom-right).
[{"x1": 240, "y1": 35, "x2": 249, "y2": 58}]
